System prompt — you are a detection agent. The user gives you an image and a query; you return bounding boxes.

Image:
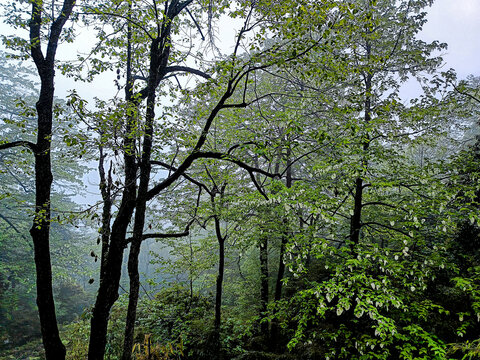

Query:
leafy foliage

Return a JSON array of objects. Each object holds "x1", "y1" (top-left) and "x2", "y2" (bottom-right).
[{"x1": 1, "y1": 1, "x2": 480, "y2": 360}]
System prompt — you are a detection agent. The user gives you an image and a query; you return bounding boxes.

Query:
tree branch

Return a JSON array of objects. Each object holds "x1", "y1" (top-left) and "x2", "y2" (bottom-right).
[
  {"x1": 150, "y1": 160, "x2": 211, "y2": 194},
  {"x1": 185, "y1": 7, "x2": 205, "y2": 41},
  {"x1": 79, "y1": 9, "x2": 154, "y2": 40},
  {"x1": 362, "y1": 221, "x2": 413, "y2": 238},
  {"x1": 0, "y1": 141, "x2": 37, "y2": 153},
  {"x1": 123, "y1": 218, "x2": 195, "y2": 245},
  {"x1": 147, "y1": 149, "x2": 279, "y2": 198},
  {"x1": 46, "y1": 0, "x2": 76, "y2": 65},
  {"x1": 164, "y1": 65, "x2": 211, "y2": 79},
  {"x1": 29, "y1": 0, "x2": 44, "y2": 66},
  {"x1": 453, "y1": 83, "x2": 480, "y2": 104},
  {"x1": 0, "y1": 213, "x2": 32, "y2": 249}
]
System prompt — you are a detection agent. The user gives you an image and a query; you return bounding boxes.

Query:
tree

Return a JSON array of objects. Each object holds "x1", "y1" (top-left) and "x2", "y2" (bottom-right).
[
  {"x1": 63, "y1": 1, "x2": 320, "y2": 358},
  {"x1": 0, "y1": 1, "x2": 76, "y2": 358},
  {"x1": 257, "y1": 0, "x2": 479, "y2": 358}
]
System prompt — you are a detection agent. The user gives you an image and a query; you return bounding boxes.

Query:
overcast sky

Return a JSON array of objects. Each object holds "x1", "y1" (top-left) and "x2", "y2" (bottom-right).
[{"x1": 422, "y1": 0, "x2": 480, "y2": 79}]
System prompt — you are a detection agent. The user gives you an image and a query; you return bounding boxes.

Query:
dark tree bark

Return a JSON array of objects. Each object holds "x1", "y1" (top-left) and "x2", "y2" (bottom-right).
[
  {"x1": 88, "y1": 211, "x2": 136, "y2": 360},
  {"x1": 121, "y1": 33, "x2": 161, "y2": 360},
  {"x1": 270, "y1": 147, "x2": 292, "y2": 350},
  {"x1": 90, "y1": 2, "x2": 195, "y2": 359},
  {"x1": 88, "y1": 2, "x2": 263, "y2": 357},
  {"x1": 273, "y1": 219, "x2": 288, "y2": 302},
  {"x1": 251, "y1": 156, "x2": 270, "y2": 335},
  {"x1": 120, "y1": 1, "x2": 225, "y2": 356},
  {"x1": 270, "y1": 149, "x2": 292, "y2": 345},
  {"x1": 88, "y1": 26, "x2": 139, "y2": 360},
  {"x1": 214, "y1": 213, "x2": 226, "y2": 333},
  {"x1": 274, "y1": 148, "x2": 292, "y2": 302},
  {"x1": 23, "y1": 1, "x2": 76, "y2": 359},
  {"x1": 211, "y1": 184, "x2": 227, "y2": 353},
  {"x1": 259, "y1": 234, "x2": 269, "y2": 335},
  {"x1": 350, "y1": 40, "x2": 372, "y2": 247},
  {"x1": 98, "y1": 146, "x2": 113, "y2": 277}
]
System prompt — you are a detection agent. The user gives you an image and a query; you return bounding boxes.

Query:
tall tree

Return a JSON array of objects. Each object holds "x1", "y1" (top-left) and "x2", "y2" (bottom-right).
[
  {"x1": 263, "y1": 0, "x2": 472, "y2": 357},
  {"x1": 0, "y1": 53, "x2": 93, "y2": 349},
  {"x1": 63, "y1": 1, "x2": 315, "y2": 358},
  {"x1": 0, "y1": 1, "x2": 76, "y2": 359}
]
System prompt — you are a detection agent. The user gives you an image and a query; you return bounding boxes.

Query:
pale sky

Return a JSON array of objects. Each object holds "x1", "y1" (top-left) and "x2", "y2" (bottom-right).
[{"x1": 422, "y1": 0, "x2": 480, "y2": 79}]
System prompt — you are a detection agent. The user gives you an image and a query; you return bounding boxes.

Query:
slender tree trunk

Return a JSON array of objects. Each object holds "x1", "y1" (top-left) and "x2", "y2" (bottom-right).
[
  {"x1": 89, "y1": 3, "x2": 193, "y2": 357},
  {"x1": 350, "y1": 176, "x2": 364, "y2": 246},
  {"x1": 212, "y1": 187, "x2": 228, "y2": 337},
  {"x1": 189, "y1": 235, "x2": 194, "y2": 304},
  {"x1": 214, "y1": 232, "x2": 225, "y2": 333},
  {"x1": 271, "y1": 148, "x2": 292, "y2": 345},
  {"x1": 27, "y1": 2, "x2": 75, "y2": 359},
  {"x1": 88, "y1": 210, "x2": 136, "y2": 360},
  {"x1": 31, "y1": 74, "x2": 66, "y2": 360},
  {"x1": 274, "y1": 148, "x2": 292, "y2": 302},
  {"x1": 259, "y1": 234, "x2": 269, "y2": 335},
  {"x1": 350, "y1": 41, "x2": 372, "y2": 246},
  {"x1": 121, "y1": 36, "x2": 160, "y2": 360},
  {"x1": 98, "y1": 146, "x2": 113, "y2": 277},
  {"x1": 120, "y1": 3, "x2": 192, "y2": 354},
  {"x1": 213, "y1": 208, "x2": 226, "y2": 359},
  {"x1": 252, "y1": 155, "x2": 270, "y2": 335},
  {"x1": 88, "y1": 39, "x2": 139, "y2": 360},
  {"x1": 273, "y1": 227, "x2": 287, "y2": 303},
  {"x1": 122, "y1": 241, "x2": 141, "y2": 360}
]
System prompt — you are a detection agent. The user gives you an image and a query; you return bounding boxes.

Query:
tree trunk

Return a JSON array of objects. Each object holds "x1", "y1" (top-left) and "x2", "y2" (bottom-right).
[
  {"x1": 213, "y1": 209, "x2": 226, "y2": 333},
  {"x1": 88, "y1": 211, "x2": 135, "y2": 360},
  {"x1": 98, "y1": 146, "x2": 113, "y2": 277},
  {"x1": 30, "y1": 73, "x2": 66, "y2": 360},
  {"x1": 88, "y1": 60, "x2": 138, "y2": 360},
  {"x1": 213, "y1": 211, "x2": 226, "y2": 359},
  {"x1": 350, "y1": 176, "x2": 364, "y2": 246},
  {"x1": 259, "y1": 234, "x2": 269, "y2": 335},
  {"x1": 274, "y1": 148, "x2": 292, "y2": 302},
  {"x1": 214, "y1": 235, "x2": 225, "y2": 332},
  {"x1": 89, "y1": 3, "x2": 192, "y2": 357},
  {"x1": 271, "y1": 148, "x2": 292, "y2": 345},
  {"x1": 350, "y1": 41, "x2": 372, "y2": 247},
  {"x1": 121, "y1": 36, "x2": 160, "y2": 360},
  {"x1": 27, "y1": 2, "x2": 75, "y2": 359}
]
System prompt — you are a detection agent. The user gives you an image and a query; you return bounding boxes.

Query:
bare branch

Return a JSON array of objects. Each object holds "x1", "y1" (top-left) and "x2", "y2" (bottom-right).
[
  {"x1": 194, "y1": 151, "x2": 281, "y2": 179},
  {"x1": 164, "y1": 65, "x2": 211, "y2": 79},
  {"x1": 186, "y1": 7, "x2": 205, "y2": 41},
  {"x1": 150, "y1": 159, "x2": 211, "y2": 194},
  {"x1": 247, "y1": 170, "x2": 269, "y2": 200},
  {"x1": 79, "y1": 9, "x2": 154, "y2": 40},
  {"x1": 150, "y1": 150, "x2": 277, "y2": 200},
  {"x1": 124, "y1": 218, "x2": 195, "y2": 245}
]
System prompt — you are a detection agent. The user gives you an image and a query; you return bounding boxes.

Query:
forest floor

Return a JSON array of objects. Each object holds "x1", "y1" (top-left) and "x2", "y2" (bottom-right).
[{"x1": 0, "y1": 339, "x2": 44, "y2": 360}]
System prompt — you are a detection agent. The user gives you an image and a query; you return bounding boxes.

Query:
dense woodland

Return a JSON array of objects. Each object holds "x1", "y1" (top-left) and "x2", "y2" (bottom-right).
[{"x1": 0, "y1": 0, "x2": 479, "y2": 359}]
